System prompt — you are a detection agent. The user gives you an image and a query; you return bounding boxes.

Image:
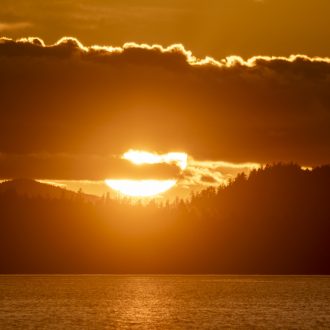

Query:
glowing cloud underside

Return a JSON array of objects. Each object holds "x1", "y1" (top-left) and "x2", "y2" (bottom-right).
[
  {"x1": 105, "y1": 150, "x2": 187, "y2": 197},
  {"x1": 123, "y1": 150, "x2": 187, "y2": 170}
]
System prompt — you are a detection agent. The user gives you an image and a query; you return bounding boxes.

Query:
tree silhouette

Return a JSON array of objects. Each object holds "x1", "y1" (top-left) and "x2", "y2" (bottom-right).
[{"x1": 0, "y1": 163, "x2": 329, "y2": 274}]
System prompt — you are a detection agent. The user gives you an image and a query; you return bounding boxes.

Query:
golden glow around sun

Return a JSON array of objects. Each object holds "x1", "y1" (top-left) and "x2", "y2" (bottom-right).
[{"x1": 105, "y1": 150, "x2": 187, "y2": 197}]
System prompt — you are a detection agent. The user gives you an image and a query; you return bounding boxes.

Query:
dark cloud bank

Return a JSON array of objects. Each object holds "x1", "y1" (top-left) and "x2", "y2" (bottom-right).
[
  {"x1": 0, "y1": 154, "x2": 180, "y2": 180},
  {"x1": 1, "y1": 37, "x2": 330, "y2": 179}
]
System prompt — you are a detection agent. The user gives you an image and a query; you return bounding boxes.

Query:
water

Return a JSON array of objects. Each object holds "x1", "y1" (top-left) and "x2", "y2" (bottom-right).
[{"x1": 0, "y1": 276, "x2": 329, "y2": 329}]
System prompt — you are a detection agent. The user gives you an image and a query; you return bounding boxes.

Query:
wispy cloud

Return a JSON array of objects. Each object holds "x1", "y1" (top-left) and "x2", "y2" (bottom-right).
[
  {"x1": 181, "y1": 158, "x2": 260, "y2": 189},
  {"x1": 0, "y1": 21, "x2": 32, "y2": 32}
]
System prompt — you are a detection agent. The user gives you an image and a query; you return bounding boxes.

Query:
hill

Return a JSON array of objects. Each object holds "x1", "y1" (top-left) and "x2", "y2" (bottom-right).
[
  {"x1": 0, "y1": 164, "x2": 329, "y2": 274},
  {"x1": 0, "y1": 179, "x2": 98, "y2": 202}
]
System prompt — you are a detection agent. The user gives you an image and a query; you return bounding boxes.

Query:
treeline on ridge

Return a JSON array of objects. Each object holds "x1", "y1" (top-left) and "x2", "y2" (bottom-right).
[{"x1": 0, "y1": 163, "x2": 329, "y2": 274}]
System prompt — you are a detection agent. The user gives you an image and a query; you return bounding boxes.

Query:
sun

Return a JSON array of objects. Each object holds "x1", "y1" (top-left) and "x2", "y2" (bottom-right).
[
  {"x1": 105, "y1": 150, "x2": 187, "y2": 198},
  {"x1": 105, "y1": 179, "x2": 177, "y2": 197}
]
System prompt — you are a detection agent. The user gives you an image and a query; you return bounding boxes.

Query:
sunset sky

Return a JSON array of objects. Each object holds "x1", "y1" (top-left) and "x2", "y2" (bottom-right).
[
  {"x1": 1, "y1": 0, "x2": 330, "y2": 58},
  {"x1": 1, "y1": 0, "x2": 330, "y2": 197}
]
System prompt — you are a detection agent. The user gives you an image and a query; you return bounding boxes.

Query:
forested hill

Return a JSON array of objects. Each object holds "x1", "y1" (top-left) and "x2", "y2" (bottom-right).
[
  {"x1": 0, "y1": 164, "x2": 329, "y2": 274},
  {"x1": 0, "y1": 178, "x2": 98, "y2": 202}
]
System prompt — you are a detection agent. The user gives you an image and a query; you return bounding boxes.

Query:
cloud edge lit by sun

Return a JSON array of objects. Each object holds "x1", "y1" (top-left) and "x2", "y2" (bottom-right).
[{"x1": 3, "y1": 36, "x2": 330, "y2": 70}]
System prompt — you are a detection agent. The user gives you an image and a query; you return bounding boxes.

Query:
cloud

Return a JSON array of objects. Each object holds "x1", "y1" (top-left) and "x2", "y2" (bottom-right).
[
  {"x1": 181, "y1": 159, "x2": 260, "y2": 188},
  {"x1": 1, "y1": 0, "x2": 330, "y2": 62},
  {"x1": 0, "y1": 153, "x2": 180, "y2": 180},
  {"x1": 0, "y1": 22, "x2": 32, "y2": 31},
  {"x1": 0, "y1": 36, "x2": 330, "y2": 183}
]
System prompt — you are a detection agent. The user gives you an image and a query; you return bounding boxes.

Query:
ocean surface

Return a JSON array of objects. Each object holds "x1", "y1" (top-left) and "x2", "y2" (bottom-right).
[{"x1": 0, "y1": 275, "x2": 329, "y2": 329}]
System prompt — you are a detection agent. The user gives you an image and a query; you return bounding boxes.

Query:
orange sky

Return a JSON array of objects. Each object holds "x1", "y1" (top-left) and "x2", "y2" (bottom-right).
[
  {"x1": 0, "y1": 1, "x2": 330, "y2": 197},
  {"x1": 1, "y1": 0, "x2": 330, "y2": 58}
]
